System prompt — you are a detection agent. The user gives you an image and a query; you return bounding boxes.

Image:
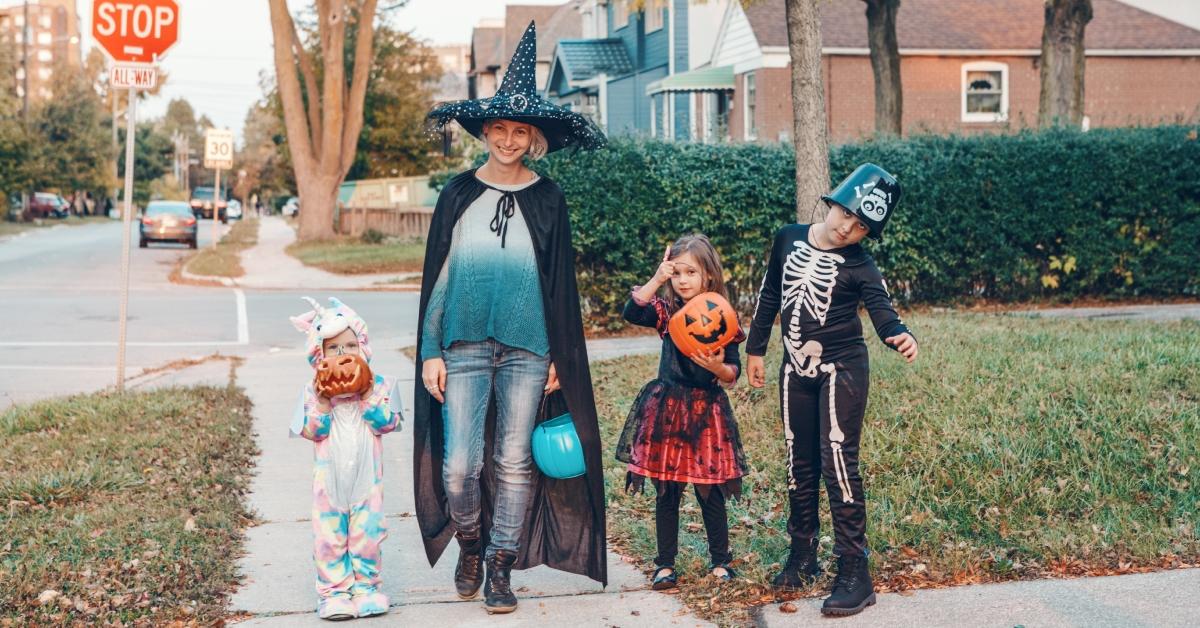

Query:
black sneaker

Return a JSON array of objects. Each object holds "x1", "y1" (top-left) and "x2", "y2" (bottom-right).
[
  {"x1": 453, "y1": 533, "x2": 483, "y2": 599},
  {"x1": 821, "y1": 554, "x2": 876, "y2": 616},
  {"x1": 771, "y1": 538, "x2": 821, "y2": 590},
  {"x1": 484, "y1": 550, "x2": 518, "y2": 614}
]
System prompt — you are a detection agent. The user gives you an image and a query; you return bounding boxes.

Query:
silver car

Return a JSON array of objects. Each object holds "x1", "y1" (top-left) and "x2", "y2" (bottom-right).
[{"x1": 140, "y1": 201, "x2": 198, "y2": 249}]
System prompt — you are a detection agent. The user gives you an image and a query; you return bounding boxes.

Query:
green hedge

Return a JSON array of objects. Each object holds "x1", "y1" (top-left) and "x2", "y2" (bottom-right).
[{"x1": 533, "y1": 127, "x2": 1200, "y2": 328}]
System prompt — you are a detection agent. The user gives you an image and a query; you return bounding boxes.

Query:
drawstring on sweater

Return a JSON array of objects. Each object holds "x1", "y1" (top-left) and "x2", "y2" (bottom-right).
[{"x1": 489, "y1": 189, "x2": 516, "y2": 248}]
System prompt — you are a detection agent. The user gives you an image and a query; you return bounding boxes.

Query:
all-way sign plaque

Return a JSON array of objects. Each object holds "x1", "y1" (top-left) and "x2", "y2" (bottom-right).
[{"x1": 110, "y1": 63, "x2": 158, "y2": 89}]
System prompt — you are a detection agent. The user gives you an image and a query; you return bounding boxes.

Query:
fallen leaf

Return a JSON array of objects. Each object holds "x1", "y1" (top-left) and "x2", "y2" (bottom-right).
[
  {"x1": 184, "y1": 517, "x2": 197, "y2": 532},
  {"x1": 38, "y1": 589, "x2": 60, "y2": 606},
  {"x1": 779, "y1": 602, "x2": 798, "y2": 613}
]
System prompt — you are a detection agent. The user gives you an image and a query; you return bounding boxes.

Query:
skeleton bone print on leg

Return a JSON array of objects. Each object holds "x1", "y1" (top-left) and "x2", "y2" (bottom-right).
[
  {"x1": 821, "y1": 363, "x2": 854, "y2": 504},
  {"x1": 781, "y1": 241, "x2": 843, "y2": 376}
]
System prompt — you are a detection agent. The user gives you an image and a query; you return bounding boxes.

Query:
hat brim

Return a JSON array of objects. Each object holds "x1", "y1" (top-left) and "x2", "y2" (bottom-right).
[{"x1": 429, "y1": 95, "x2": 607, "y2": 154}]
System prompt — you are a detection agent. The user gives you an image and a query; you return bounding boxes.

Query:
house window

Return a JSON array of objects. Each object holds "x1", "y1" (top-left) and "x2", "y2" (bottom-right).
[
  {"x1": 962, "y1": 61, "x2": 1008, "y2": 123},
  {"x1": 644, "y1": 2, "x2": 664, "y2": 32},
  {"x1": 613, "y1": 0, "x2": 629, "y2": 30},
  {"x1": 744, "y1": 72, "x2": 757, "y2": 141}
]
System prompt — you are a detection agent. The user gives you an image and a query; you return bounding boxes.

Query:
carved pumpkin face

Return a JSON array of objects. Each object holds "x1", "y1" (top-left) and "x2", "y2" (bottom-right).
[
  {"x1": 668, "y1": 292, "x2": 740, "y2": 356},
  {"x1": 315, "y1": 353, "x2": 373, "y2": 398}
]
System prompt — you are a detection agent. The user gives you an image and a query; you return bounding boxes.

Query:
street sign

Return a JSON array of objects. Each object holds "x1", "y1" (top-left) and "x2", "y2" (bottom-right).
[
  {"x1": 94, "y1": 0, "x2": 182, "y2": 393},
  {"x1": 92, "y1": 0, "x2": 180, "y2": 63},
  {"x1": 204, "y1": 129, "x2": 234, "y2": 170},
  {"x1": 110, "y1": 63, "x2": 158, "y2": 89}
]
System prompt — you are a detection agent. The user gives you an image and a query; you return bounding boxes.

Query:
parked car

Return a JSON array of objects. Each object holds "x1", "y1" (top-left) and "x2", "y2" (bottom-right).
[
  {"x1": 226, "y1": 199, "x2": 243, "y2": 220},
  {"x1": 140, "y1": 200, "x2": 198, "y2": 249},
  {"x1": 282, "y1": 196, "x2": 299, "y2": 217},
  {"x1": 189, "y1": 186, "x2": 227, "y2": 223},
  {"x1": 27, "y1": 192, "x2": 69, "y2": 219}
]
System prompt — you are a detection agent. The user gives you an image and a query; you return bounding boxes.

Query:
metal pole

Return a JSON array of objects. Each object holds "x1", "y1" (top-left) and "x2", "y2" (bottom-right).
[
  {"x1": 212, "y1": 167, "x2": 221, "y2": 248},
  {"x1": 115, "y1": 87, "x2": 137, "y2": 392}
]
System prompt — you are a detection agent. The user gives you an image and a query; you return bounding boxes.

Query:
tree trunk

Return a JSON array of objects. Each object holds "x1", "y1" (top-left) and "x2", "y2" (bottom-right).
[
  {"x1": 1038, "y1": 0, "x2": 1092, "y2": 128},
  {"x1": 267, "y1": 0, "x2": 379, "y2": 241},
  {"x1": 864, "y1": 0, "x2": 902, "y2": 136},
  {"x1": 784, "y1": 0, "x2": 831, "y2": 224}
]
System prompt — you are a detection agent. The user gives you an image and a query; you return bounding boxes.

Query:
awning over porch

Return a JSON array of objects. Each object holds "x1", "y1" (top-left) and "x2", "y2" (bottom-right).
[{"x1": 646, "y1": 65, "x2": 735, "y2": 96}]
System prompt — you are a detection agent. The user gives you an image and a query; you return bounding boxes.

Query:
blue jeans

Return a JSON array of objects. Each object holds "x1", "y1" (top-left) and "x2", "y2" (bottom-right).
[{"x1": 442, "y1": 339, "x2": 550, "y2": 557}]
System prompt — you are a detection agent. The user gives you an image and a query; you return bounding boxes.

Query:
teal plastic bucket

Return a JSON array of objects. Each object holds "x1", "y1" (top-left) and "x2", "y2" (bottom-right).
[{"x1": 530, "y1": 413, "x2": 586, "y2": 479}]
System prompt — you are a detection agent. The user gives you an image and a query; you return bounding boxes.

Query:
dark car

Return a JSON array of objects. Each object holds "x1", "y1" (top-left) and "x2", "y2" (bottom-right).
[
  {"x1": 189, "y1": 186, "x2": 227, "y2": 223},
  {"x1": 27, "y1": 192, "x2": 69, "y2": 219},
  {"x1": 140, "y1": 201, "x2": 198, "y2": 249}
]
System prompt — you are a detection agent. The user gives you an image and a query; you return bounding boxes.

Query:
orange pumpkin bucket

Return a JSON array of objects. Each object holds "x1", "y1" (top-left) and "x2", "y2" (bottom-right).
[{"x1": 667, "y1": 292, "x2": 740, "y2": 356}]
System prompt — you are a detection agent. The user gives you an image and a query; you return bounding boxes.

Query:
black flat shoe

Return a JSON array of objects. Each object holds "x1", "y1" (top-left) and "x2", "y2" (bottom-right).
[
  {"x1": 651, "y1": 566, "x2": 678, "y2": 591},
  {"x1": 710, "y1": 564, "x2": 737, "y2": 582}
]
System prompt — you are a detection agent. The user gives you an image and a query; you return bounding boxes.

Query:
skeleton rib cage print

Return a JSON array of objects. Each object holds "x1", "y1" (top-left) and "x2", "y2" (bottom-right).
[{"x1": 781, "y1": 241, "x2": 843, "y2": 377}]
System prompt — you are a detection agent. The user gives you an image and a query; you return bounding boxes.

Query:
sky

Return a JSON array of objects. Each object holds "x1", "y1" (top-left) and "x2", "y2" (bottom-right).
[{"x1": 78, "y1": 0, "x2": 566, "y2": 142}]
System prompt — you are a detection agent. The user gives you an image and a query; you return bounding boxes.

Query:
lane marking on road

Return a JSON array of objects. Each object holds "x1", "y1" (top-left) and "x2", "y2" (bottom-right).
[{"x1": 235, "y1": 287, "x2": 249, "y2": 345}]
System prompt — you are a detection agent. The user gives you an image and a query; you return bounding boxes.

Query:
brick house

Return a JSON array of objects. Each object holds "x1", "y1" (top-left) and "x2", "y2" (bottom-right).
[{"x1": 712, "y1": 0, "x2": 1200, "y2": 144}]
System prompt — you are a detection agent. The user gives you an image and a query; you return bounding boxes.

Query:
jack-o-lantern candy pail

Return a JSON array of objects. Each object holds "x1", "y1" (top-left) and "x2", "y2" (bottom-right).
[
  {"x1": 315, "y1": 353, "x2": 374, "y2": 398},
  {"x1": 667, "y1": 292, "x2": 740, "y2": 356}
]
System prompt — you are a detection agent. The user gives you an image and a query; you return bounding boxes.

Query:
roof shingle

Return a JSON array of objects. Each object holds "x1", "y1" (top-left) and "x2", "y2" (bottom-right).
[
  {"x1": 555, "y1": 38, "x2": 635, "y2": 81},
  {"x1": 742, "y1": 0, "x2": 1200, "y2": 51}
]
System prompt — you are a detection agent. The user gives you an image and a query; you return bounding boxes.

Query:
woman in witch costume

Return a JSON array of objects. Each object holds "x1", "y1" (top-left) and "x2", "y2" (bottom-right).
[{"x1": 416, "y1": 21, "x2": 608, "y2": 615}]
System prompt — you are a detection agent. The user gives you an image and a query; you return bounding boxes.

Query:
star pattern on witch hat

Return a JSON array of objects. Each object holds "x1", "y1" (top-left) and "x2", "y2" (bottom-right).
[{"x1": 428, "y1": 21, "x2": 607, "y2": 154}]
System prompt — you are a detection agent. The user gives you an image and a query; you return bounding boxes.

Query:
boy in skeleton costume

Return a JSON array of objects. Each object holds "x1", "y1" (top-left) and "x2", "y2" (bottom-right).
[
  {"x1": 747, "y1": 164, "x2": 918, "y2": 617},
  {"x1": 289, "y1": 297, "x2": 404, "y2": 620}
]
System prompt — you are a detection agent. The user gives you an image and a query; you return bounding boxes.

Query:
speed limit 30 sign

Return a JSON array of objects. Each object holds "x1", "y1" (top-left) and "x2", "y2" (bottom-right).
[{"x1": 204, "y1": 129, "x2": 234, "y2": 170}]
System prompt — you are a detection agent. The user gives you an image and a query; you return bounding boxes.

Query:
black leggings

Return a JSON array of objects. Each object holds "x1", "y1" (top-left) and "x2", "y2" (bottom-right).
[
  {"x1": 653, "y1": 480, "x2": 732, "y2": 568},
  {"x1": 779, "y1": 350, "x2": 870, "y2": 557}
]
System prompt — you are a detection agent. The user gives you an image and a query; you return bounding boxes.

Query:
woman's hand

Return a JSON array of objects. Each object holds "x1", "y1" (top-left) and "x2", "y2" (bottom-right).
[
  {"x1": 545, "y1": 362, "x2": 561, "y2": 393},
  {"x1": 689, "y1": 347, "x2": 729, "y2": 378},
  {"x1": 885, "y1": 333, "x2": 919, "y2": 363},
  {"x1": 747, "y1": 355, "x2": 766, "y2": 388},
  {"x1": 422, "y1": 357, "x2": 447, "y2": 402}
]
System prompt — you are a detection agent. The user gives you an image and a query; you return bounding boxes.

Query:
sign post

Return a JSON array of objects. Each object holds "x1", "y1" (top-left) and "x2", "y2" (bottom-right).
[
  {"x1": 93, "y1": 0, "x2": 179, "y2": 391},
  {"x1": 204, "y1": 128, "x2": 234, "y2": 248}
]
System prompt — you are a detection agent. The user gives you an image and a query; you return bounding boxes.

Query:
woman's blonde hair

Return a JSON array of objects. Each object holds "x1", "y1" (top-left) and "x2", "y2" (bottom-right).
[
  {"x1": 482, "y1": 118, "x2": 548, "y2": 161},
  {"x1": 663, "y1": 234, "x2": 728, "y2": 302}
]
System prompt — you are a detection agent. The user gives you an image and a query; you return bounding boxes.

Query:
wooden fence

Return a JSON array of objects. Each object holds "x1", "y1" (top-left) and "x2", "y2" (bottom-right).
[{"x1": 337, "y1": 206, "x2": 433, "y2": 239}]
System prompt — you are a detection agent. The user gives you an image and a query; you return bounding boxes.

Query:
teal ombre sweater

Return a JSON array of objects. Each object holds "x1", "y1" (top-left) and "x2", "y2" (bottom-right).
[{"x1": 420, "y1": 175, "x2": 548, "y2": 360}]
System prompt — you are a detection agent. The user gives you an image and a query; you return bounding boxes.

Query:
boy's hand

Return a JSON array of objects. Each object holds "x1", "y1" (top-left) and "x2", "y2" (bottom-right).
[
  {"x1": 747, "y1": 355, "x2": 766, "y2": 388},
  {"x1": 688, "y1": 347, "x2": 726, "y2": 375},
  {"x1": 315, "y1": 393, "x2": 332, "y2": 414},
  {"x1": 885, "y1": 333, "x2": 918, "y2": 363},
  {"x1": 422, "y1": 357, "x2": 447, "y2": 403}
]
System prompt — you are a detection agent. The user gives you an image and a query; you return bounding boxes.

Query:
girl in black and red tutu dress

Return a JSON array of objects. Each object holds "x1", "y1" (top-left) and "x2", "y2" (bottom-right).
[{"x1": 615, "y1": 234, "x2": 749, "y2": 590}]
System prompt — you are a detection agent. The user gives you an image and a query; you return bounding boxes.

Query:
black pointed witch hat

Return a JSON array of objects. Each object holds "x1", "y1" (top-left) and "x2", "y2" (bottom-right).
[{"x1": 428, "y1": 21, "x2": 607, "y2": 154}]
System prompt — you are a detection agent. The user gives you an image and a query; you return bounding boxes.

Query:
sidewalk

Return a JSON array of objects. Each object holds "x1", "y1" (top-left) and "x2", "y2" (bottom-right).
[
  {"x1": 1022, "y1": 302, "x2": 1200, "y2": 321},
  {"x1": 226, "y1": 342, "x2": 710, "y2": 626},
  {"x1": 198, "y1": 216, "x2": 421, "y2": 291}
]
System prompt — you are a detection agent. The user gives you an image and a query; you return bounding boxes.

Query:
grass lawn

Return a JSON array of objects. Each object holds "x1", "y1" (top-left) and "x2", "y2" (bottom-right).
[
  {"x1": 286, "y1": 237, "x2": 425, "y2": 275},
  {"x1": 0, "y1": 215, "x2": 111, "y2": 239},
  {"x1": 184, "y1": 218, "x2": 260, "y2": 278},
  {"x1": 0, "y1": 386, "x2": 257, "y2": 624},
  {"x1": 592, "y1": 312, "x2": 1200, "y2": 625}
]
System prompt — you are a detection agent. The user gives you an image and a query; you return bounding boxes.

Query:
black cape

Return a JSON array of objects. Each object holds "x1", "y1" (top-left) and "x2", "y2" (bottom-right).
[{"x1": 413, "y1": 169, "x2": 607, "y2": 585}]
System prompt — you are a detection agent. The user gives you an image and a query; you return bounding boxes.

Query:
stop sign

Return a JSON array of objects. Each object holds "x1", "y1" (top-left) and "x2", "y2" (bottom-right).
[{"x1": 93, "y1": 0, "x2": 179, "y2": 63}]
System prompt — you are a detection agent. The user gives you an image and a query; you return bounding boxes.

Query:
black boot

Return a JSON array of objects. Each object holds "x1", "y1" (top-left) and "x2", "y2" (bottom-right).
[
  {"x1": 771, "y1": 538, "x2": 821, "y2": 590},
  {"x1": 484, "y1": 550, "x2": 518, "y2": 614},
  {"x1": 453, "y1": 533, "x2": 483, "y2": 599},
  {"x1": 821, "y1": 554, "x2": 876, "y2": 616}
]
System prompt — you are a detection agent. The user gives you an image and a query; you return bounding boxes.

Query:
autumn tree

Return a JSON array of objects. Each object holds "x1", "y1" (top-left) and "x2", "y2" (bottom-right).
[
  {"x1": 1038, "y1": 0, "x2": 1093, "y2": 128},
  {"x1": 268, "y1": 0, "x2": 381, "y2": 240},
  {"x1": 863, "y1": 0, "x2": 902, "y2": 136}
]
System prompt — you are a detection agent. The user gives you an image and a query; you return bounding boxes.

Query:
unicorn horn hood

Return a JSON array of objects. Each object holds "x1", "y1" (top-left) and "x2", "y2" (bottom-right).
[{"x1": 289, "y1": 296, "x2": 373, "y2": 367}]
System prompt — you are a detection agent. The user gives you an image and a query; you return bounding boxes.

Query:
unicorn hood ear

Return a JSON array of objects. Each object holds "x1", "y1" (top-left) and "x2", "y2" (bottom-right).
[{"x1": 290, "y1": 296, "x2": 372, "y2": 367}]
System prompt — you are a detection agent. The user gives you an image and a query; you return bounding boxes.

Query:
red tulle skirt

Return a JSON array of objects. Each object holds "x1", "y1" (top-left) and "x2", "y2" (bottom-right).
[{"x1": 615, "y1": 380, "x2": 747, "y2": 490}]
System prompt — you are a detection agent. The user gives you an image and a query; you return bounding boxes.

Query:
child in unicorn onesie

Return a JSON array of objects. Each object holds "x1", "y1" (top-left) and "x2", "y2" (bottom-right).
[{"x1": 289, "y1": 297, "x2": 404, "y2": 620}]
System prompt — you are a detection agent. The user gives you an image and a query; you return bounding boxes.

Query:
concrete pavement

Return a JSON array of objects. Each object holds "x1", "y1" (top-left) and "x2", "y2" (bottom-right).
[{"x1": 212, "y1": 216, "x2": 421, "y2": 291}]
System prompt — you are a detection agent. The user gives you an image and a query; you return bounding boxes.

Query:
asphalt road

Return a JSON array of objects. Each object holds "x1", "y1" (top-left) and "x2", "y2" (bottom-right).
[{"x1": 0, "y1": 218, "x2": 420, "y2": 409}]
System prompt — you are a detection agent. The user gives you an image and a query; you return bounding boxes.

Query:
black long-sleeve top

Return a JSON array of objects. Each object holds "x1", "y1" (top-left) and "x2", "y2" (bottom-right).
[
  {"x1": 623, "y1": 292, "x2": 744, "y2": 390},
  {"x1": 746, "y1": 224, "x2": 911, "y2": 360}
]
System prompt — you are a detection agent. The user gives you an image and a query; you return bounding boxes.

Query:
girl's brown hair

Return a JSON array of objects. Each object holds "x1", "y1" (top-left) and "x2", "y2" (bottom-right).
[{"x1": 664, "y1": 234, "x2": 728, "y2": 301}]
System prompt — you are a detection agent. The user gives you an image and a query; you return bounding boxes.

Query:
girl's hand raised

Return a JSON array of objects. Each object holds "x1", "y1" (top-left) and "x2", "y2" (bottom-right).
[{"x1": 651, "y1": 244, "x2": 676, "y2": 286}]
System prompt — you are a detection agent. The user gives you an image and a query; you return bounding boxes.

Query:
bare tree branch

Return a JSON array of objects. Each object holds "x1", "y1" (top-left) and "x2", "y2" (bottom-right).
[
  {"x1": 340, "y1": 0, "x2": 378, "y2": 177},
  {"x1": 267, "y1": 0, "x2": 315, "y2": 174},
  {"x1": 289, "y1": 16, "x2": 323, "y2": 155},
  {"x1": 319, "y1": 0, "x2": 348, "y2": 173}
]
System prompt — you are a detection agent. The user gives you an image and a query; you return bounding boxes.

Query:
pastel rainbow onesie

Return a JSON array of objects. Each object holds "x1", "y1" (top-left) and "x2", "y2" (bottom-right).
[{"x1": 290, "y1": 297, "x2": 404, "y2": 619}]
